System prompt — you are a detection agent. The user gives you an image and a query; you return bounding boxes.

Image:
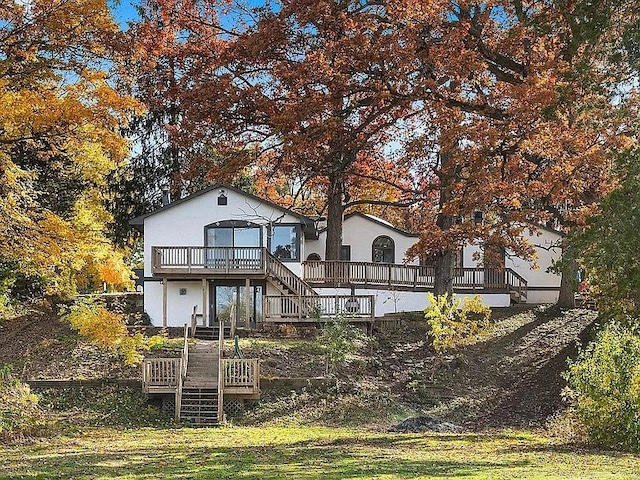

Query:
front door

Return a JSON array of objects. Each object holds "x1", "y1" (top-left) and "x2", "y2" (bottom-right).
[{"x1": 209, "y1": 281, "x2": 264, "y2": 329}]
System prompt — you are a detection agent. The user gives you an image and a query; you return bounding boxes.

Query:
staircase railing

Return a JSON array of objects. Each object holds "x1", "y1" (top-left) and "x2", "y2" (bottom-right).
[
  {"x1": 265, "y1": 251, "x2": 317, "y2": 297},
  {"x1": 175, "y1": 323, "x2": 189, "y2": 421},
  {"x1": 217, "y1": 317, "x2": 225, "y2": 425},
  {"x1": 222, "y1": 359, "x2": 260, "y2": 392},
  {"x1": 141, "y1": 358, "x2": 179, "y2": 393},
  {"x1": 505, "y1": 269, "x2": 528, "y2": 302}
]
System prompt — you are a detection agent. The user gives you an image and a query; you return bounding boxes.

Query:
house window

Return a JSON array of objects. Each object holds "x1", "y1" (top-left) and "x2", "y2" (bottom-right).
[
  {"x1": 205, "y1": 220, "x2": 261, "y2": 247},
  {"x1": 270, "y1": 225, "x2": 300, "y2": 261},
  {"x1": 340, "y1": 245, "x2": 351, "y2": 261},
  {"x1": 372, "y1": 236, "x2": 394, "y2": 263},
  {"x1": 306, "y1": 253, "x2": 321, "y2": 261},
  {"x1": 217, "y1": 192, "x2": 227, "y2": 205}
]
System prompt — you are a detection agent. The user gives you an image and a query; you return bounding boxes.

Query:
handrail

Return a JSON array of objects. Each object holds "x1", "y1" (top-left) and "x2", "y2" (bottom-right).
[
  {"x1": 175, "y1": 323, "x2": 189, "y2": 421},
  {"x1": 222, "y1": 359, "x2": 260, "y2": 391},
  {"x1": 302, "y1": 261, "x2": 527, "y2": 294},
  {"x1": 152, "y1": 246, "x2": 265, "y2": 273},
  {"x1": 263, "y1": 294, "x2": 375, "y2": 321},
  {"x1": 265, "y1": 250, "x2": 317, "y2": 297},
  {"x1": 141, "y1": 358, "x2": 179, "y2": 392},
  {"x1": 217, "y1": 316, "x2": 225, "y2": 425}
]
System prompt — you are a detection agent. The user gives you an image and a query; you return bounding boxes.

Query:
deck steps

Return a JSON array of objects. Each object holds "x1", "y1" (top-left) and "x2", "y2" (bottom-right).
[
  {"x1": 193, "y1": 325, "x2": 232, "y2": 340},
  {"x1": 180, "y1": 387, "x2": 220, "y2": 426},
  {"x1": 180, "y1": 341, "x2": 222, "y2": 425}
]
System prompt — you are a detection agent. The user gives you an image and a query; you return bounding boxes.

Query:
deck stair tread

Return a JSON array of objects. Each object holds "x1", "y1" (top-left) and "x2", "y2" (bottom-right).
[
  {"x1": 193, "y1": 325, "x2": 232, "y2": 340},
  {"x1": 180, "y1": 340, "x2": 222, "y2": 426}
]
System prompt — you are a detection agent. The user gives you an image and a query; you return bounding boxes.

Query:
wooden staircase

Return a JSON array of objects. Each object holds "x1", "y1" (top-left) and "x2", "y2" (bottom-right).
[
  {"x1": 180, "y1": 342, "x2": 222, "y2": 426},
  {"x1": 193, "y1": 324, "x2": 232, "y2": 340},
  {"x1": 266, "y1": 251, "x2": 317, "y2": 298}
]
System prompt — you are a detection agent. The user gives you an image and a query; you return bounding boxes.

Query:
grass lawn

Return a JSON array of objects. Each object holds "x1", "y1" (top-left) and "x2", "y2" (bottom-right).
[{"x1": 1, "y1": 427, "x2": 638, "y2": 479}]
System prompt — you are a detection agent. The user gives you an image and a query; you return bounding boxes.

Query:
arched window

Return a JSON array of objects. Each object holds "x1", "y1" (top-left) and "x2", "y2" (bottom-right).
[
  {"x1": 306, "y1": 253, "x2": 321, "y2": 261},
  {"x1": 372, "y1": 236, "x2": 395, "y2": 263}
]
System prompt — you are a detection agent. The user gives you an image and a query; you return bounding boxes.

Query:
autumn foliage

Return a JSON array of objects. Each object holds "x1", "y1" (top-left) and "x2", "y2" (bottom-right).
[{"x1": 0, "y1": 0, "x2": 139, "y2": 298}]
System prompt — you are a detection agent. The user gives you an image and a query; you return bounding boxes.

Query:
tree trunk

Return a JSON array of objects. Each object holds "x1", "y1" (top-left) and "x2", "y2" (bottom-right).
[
  {"x1": 433, "y1": 215, "x2": 456, "y2": 297},
  {"x1": 433, "y1": 151, "x2": 456, "y2": 298},
  {"x1": 557, "y1": 256, "x2": 578, "y2": 309},
  {"x1": 325, "y1": 173, "x2": 344, "y2": 261}
]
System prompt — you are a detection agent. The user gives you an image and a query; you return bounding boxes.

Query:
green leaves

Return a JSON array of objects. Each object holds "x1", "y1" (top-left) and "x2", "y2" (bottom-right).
[
  {"x1": 424, "y1": 293, "x2": 492, "y2": 353},
  {"x1": 564, "y1": 322, "x2": 640, "y2": 452}
]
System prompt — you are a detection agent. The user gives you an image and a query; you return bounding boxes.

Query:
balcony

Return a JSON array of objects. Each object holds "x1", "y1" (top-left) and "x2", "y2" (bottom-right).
[
  {"x1": 302, "y1": 261, "x2": 528, "y2": 302},
  {"x1": 152, "y1": 246, "x2": 266, "y2": 276}
]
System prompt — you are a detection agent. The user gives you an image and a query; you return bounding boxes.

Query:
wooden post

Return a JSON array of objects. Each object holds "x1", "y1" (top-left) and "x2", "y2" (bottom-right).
[
  {"x1": 201, "y1": 278, "x2": 207, "y2": 326},
  {"x1": 162, "y1": 278, "x2": 168, "y2": 328},
  {"x1": 245, "y1": 278, "x2": 251, "y2": 328}
]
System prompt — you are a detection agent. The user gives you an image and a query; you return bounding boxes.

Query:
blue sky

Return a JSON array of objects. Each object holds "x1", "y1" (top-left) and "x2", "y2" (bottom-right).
[{"x1": 109, "y1": 0, "x2": 140, "y2": 29}]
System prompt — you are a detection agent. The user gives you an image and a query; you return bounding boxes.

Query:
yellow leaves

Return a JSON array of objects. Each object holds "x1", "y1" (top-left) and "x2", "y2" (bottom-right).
[
  {"x1": 64, "y1": 300, "x2": 145, "y2": 365},
  {"x1": 66, "y1": 302, "x2": 128, "y2": 350}
]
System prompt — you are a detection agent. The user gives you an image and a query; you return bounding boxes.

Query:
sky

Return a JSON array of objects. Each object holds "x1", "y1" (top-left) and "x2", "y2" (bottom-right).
[{"x1": 109, "y1": 0, "x2": 140, "y2": 29}]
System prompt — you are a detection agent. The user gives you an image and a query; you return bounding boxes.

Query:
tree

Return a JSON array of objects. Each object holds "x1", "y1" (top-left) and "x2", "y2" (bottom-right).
[
  {"x1": 0, "y1": 0, "x2": 138, "y2": 298},
  {"x1": 130, "y1": 0, "x2": 420, "y2": 260},
  {"x1": 570, "y1": 150, "x2": 640, "y2": 322},
  {"x1": 398, "y1": 0, "x2": 634, "y2": 301}
]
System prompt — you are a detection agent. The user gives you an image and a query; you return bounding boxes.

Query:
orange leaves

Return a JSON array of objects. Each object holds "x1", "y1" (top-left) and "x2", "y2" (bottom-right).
[{"x1": 0, "y1": 0, "x2": 137, "y2": 298}]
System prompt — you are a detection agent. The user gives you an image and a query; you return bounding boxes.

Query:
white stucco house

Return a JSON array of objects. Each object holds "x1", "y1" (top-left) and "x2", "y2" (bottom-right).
[{"x1": 130, "y1": 184, "x2": 563, "y2": 328}]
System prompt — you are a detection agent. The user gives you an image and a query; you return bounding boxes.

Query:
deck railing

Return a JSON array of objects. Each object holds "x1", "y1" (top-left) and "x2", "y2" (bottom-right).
[
  {"x1": 263, "y1": 294, "x2": 375, "y2": 321},
  {"x1": 175, "y1": 323, "x2": 189, "y2": 421},
  {"x1": 142, "y1": 358, "x2": 179, "y2": 393},
  {"x1": 152, "y1": 246, "x2": 265, "y2": 274},
  {"x1": 265, "y1": 250, "x2": 317, "y2": 297},
  {"x1": 217, "y1": 317, "x2": 225, "y2": 424},
  {"x1": 223, "y1": 359, "x2": 260, "y2": 391},
  {"x1": 302, "y1": 261, "x2": 527, "y2": 301}
]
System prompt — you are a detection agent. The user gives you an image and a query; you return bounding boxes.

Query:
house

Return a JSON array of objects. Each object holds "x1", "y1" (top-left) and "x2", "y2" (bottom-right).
[{"x1": 130, "y1": 183, "x2": 563, "y2": 330}]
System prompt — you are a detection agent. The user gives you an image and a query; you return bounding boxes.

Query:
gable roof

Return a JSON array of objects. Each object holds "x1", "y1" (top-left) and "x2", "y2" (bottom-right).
[
  {"x1": 129, "y1": 183, "x2": 316, "y2": 233},
  {"x1": 343, "y1": 212, "x2": 421, "y2": 238}
]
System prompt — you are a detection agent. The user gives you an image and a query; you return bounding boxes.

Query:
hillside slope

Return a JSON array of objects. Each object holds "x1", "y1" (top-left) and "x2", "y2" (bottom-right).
[{"x1": 0, "y1": 303, "x2": 596, "y2": 429}]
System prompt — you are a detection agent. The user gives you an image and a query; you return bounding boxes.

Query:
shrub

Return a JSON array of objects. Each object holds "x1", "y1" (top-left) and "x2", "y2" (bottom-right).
[
  {"x1": 318, "y1": 316, "x2": 364, "y2": 375},
  {"x1": 62, "y1": 299, "x2": 152, "y2": 365},
  {"x1": 0, "y1": 365, "x2": 45, "y2": 441},
  {"x1": 424, "y1": 293, "x2": 492, "y2": 352},
  {"x1": 563, "y1": 322, "x2": 640, "y2": 452}
]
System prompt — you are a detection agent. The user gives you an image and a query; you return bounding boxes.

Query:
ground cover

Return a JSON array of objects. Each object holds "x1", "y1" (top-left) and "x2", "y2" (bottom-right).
[{"x1": 1, "y1": 426, "x2": 638, "y2": 479}]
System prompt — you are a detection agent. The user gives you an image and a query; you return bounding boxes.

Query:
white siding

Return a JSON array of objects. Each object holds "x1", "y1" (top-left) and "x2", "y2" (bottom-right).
[
  {"x1": 306, "y1": 214, "x2": 419, "y2": 263},
  {"x1": 142, "y1": 187, "x2": 307, "y2": 325}
]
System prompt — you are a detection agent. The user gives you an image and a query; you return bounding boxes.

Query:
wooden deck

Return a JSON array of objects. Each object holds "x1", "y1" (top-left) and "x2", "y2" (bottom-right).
[
  {"x1": 150, "y1": 246, "x2": 528, "y2": 303},
  {"x1": 152, "y1": 246, "x2": 266, "y2": 276},
  {"x1": 263, "y1": 294, "x2": 375, "y2": 322},
  {"x1": 302, "y1": 261, "x2": 528, "y2": 302}
]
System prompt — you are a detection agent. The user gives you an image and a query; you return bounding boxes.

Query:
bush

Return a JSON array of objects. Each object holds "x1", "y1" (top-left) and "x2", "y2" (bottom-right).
[
  {"x1": 62, "y1": 299, "x2": 164, "y2": 365},
  {"x1": 424, "y1": 293, "x2": 492, "y2": 352},
  {"x1": 563, "y1": 322, "x2": 640, "y2": 452},
  {"x1": 318, "y1": 317, "x2": 364, "y2": 375},
  {"x1": 39, "y1": 385, "x2": 171, "y2": 428},
  {"x1": 0, "y1": 365, "x2": 45, "y2": 441}
]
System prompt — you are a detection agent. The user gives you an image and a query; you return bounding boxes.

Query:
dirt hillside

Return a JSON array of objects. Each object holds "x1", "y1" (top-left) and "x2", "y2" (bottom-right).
[{"x1": 0, "y1": 303, "x2": 596, "y2": 429}]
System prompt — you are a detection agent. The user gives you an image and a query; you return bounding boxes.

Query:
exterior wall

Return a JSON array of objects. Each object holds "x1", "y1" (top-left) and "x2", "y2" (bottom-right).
[
  {"x1": 144, "y1": 280, "x2": 204, "y2": 328},
  {"x1": 316, "y1": 287, "x2": 511, "y2": 315},
  {"x1": 508, "y1": 227, "x2": 562, "y2": 296},
  {"x1": 143, "y1": 187, "x2": 305, "y2": 277},
  {"x1": 306, "y1": 214, "x2": 419, "y2": 263}
]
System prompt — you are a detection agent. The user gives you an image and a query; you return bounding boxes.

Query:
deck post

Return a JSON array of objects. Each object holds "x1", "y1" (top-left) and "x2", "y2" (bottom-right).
[
  {"x1": 245, "y1": 278, "x2": 251, "y2": 327},
  {"x1": 201, "y1": 278, "x2": 207, "y2": 326},
  {"x1": 162, "y1": 277, "x2": 168, "y2": 328}
]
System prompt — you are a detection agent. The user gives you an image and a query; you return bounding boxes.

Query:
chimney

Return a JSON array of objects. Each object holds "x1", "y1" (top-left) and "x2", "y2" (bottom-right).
[{"x1": 161, "y1": 183, "x2": 170, "y2": 206}]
